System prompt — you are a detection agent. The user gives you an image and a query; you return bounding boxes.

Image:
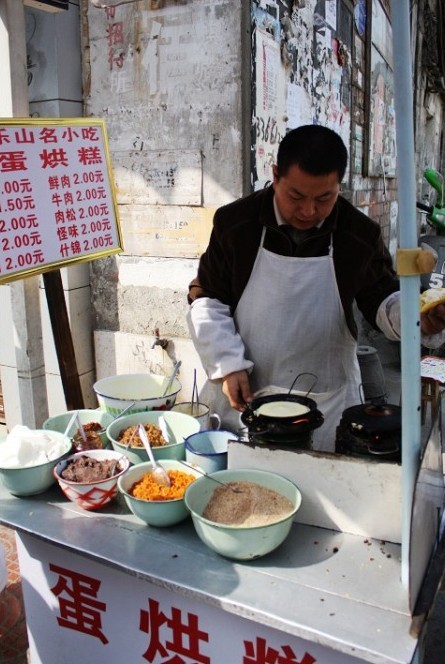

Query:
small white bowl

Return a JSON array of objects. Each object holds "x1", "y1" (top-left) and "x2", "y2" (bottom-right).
[
  {"x1": 93, "y1": 373, "x2": 181, "y2": 415},
  {"x1": 54, "y1": 449, "x2": 130, "y2": 510}
]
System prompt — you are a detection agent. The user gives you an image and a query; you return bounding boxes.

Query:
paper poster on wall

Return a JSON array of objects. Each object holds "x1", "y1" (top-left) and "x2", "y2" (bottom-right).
[
  {"x1": 286, "y1": 83, "x2": 313, "y2": 129},
  {"x1": 252, "y1": 24, "x2": 285, "y2": 189},
  {"x1": 0, "y1": 118, "x2": 123, "y2": 284}
]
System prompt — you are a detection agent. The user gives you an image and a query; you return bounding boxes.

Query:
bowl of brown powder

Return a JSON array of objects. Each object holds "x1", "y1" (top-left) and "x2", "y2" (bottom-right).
[{"x1": 183, "y1": 468, "x2": 302, "y2": 560}]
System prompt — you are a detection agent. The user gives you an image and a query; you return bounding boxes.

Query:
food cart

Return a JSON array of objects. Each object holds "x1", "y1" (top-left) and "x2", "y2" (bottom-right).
[
  {"x1": 1, "y1": 2, "x2": 445, "y2": 663},
  {"x1": 0, "y1": 402, "x2": 443, "y2": 664}
]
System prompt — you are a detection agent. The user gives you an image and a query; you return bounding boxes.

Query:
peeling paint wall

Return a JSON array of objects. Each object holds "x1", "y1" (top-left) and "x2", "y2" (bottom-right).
[{"x1": 83, "y1": 0, "x2": 246, "y2": 397}]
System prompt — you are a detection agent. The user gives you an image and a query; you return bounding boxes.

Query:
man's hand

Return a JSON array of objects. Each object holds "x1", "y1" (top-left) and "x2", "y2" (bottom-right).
[
  {"x1": 421, "y1": 303, "x2": 445, "y2": 335},
  {"x1": 221, "y1": 370, "x2": 253, "y2": 411}
]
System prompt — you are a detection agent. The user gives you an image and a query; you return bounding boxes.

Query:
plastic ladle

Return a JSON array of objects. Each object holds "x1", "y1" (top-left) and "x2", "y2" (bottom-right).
[{"x1": 137, "y1": 425, "x2": 171, "y2": 487}]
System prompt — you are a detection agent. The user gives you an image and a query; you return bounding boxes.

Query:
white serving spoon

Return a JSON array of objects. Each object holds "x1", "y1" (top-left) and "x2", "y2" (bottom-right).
[
  {"x1": 137, "y1": 425, "x2": 171, "y2": 487},
  {"x1": 158, "y1": 415, "x2": 172, "y2": 444}
]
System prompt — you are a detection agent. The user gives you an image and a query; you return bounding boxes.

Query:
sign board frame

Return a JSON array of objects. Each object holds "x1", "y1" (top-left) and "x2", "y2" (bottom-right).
[{"x1": 0, "y1": 117, "x2": 123, "y2": 285}]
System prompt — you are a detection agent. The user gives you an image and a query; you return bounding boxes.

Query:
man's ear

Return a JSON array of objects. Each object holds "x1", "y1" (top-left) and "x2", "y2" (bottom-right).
[{"x1": 272, "y1": 164, "x2": 279, "y2": 185}]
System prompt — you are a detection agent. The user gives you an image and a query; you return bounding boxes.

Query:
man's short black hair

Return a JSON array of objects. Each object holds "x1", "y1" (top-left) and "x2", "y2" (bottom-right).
[{"x1": 276, "y1": 125, "x2": 348, "y2": 182}]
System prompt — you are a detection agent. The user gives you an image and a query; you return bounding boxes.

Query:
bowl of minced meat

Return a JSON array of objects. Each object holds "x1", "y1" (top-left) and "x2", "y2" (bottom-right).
[
  {"x1": 184, "y1": 468, "x2": 302, "y2": 560},
  {"x1": 107, "y1": 411, "x2": 200, "y2": 465},
  {"x1": 53, "y1": 449, "x2": 130, "y2": 510}
]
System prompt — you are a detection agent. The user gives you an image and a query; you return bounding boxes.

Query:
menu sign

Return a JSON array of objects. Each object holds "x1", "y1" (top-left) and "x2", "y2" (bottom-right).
[{"x1": 0, "y1": 118, "x2": 123, "y2": 284}]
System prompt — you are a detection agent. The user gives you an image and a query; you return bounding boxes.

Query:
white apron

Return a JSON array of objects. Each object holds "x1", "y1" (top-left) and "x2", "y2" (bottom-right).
[{"x1": 201, "y1": 226, "x2": 362, "y2": 451}]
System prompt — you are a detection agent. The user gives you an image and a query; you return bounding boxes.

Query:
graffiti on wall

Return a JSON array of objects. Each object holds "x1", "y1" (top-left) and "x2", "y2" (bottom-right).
[
  {"x1": 251, "y1": 0, "x2": 352, "y2": 189},
  {"x1": 367, "y1": 0, "x2": 396, "y2": 176}
]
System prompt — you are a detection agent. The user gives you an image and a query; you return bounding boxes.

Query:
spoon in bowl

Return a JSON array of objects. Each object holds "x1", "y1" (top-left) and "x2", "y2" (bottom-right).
[
  {"x1": 137, "y1": 425, "x2": 171, "y2": 487},
  {"x1": 178, "y1": 460, "x2": 244, "y2": 493}
]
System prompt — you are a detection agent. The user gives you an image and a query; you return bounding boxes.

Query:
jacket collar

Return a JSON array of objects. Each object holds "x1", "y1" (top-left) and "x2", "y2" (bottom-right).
[{"x1": 258, "y1": 184, "x2": 339, "y2": 237}]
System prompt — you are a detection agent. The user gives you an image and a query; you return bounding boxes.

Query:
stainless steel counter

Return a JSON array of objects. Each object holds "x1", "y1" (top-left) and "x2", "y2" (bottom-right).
[{"x1": 0, "y1": 483, "x2": 418, "y2": 664}]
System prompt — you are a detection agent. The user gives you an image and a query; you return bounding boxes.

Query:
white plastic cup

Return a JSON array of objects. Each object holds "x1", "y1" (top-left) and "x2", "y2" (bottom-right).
[
  {"x1": 171, "y1": 402, "x2": 221, "y2": 431},
  {"x1": 184, "y1": 430, "x2": 238, "y2": 473}
]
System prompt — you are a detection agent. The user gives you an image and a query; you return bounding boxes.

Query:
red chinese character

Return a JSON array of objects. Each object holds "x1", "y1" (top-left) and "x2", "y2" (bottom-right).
[
  {"x1": 0, "y1": 129, "x2": 10, "y2": 145},
  {"x1": 104, "y1": 234, "x2": 114, "y2": 246},
  {"x1": 140, "y1": 598, "x2": 210, "y2": 663},
  {"x1": 66, "y1": 208, "x2": 77, "y2": 222},
  {"x1": 62, "y1": 128, "x2": 80, "y2": 142},
  {"x1": 82, "y1": 128, "x2": 100, "y2": 142},
  {"x1": 64, "y1": 192, "x2": 73, "y2": 205},
  {"x1": 48, "y1": 176, "x2": 60, "y2": 190},
  {"x1": 50, "y1": 563, "x2": 108, "y2": 644},
  {"x1": 68, "y1": 225, "x2": 79, "y2": 238},
  {"x1": 51, "y1": 193, "x2": 63, "y2": 208},
  {"x1": 104, "y1": 6, "x2": 115, "y2": 19},
  {"x1": 0, "y1": 151, "x2": 27, "y2": 172},
  {"x1": 40, "y1": 148, "x2": 69, "y2": 169},
  {"x1": 14, "y1": 128, "x2": 35, "y2": 144},
  {"x1": 26, "y1": 214, "x2": 39, "y2": 228},
  {"x1": 33, "y1": 250, "x2": 44, "y2": 264},
  {"x1": 93, "y1": 169, "x2": 104, "y2": 181},
  {"x1": 61, "y1": 174, "x2": 72, "y2": 188},
  {"x1": 57, "y1": 226, "x2": 68, "y2": 240},
  {"x1": 39, "y1": 128, "x2": 58, "y2": 143},
  {"x1": 106, "y1": 21, "x2": 124, "y2": 46},
  {"x1": 243, "y1": 637, "x2": 316, "y2": 664},
  {"x1": 29, "y1": 232, "x2": 42, "y2": 246},
  {"x1": 59, "y1": 242, "x2": 70, "y2": 257},
  {"x1": 19, "y1": 179, "x2": 32, "y2": 193},
  {"x1": 55, "y1": 211, "x2": 66, "y2": 225},
  {"x1": 78, "y1": 146, "x2": 103, "y2": 166},
  {"x1": 22, "y1": 196, "x2": 35, "y2": 210},
  {"x1": 71, "y1": 240, "x2": 82, "y2": 254}
]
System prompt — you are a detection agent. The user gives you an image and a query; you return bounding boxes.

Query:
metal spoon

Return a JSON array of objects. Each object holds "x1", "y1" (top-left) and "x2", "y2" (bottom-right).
[
  {"x1": 96, "y1": 400, "x2": 137, "y2": 435},
  {"x1": 178, "y1": 460, "x2": 244, "y2": 493},
  {"x1": 137, "y1": 424, "x2": 171, "y2": 487},
  {"x1": 110, "y1": 431, "x2": 135, "y2": 475},
  {"x1": 162, "y1": 360, "x2": 182, "y2": 397}
]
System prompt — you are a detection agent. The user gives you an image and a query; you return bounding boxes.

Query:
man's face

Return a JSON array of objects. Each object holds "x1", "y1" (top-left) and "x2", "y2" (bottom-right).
[{"x1": 273, "y1": 164, "x2": 340, "y2": 230}]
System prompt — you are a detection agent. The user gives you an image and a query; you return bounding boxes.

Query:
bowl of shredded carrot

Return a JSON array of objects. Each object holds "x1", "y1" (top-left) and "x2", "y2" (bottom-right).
[{"x1": 117, "y1": 459, "x2": 202, "y2": 526}]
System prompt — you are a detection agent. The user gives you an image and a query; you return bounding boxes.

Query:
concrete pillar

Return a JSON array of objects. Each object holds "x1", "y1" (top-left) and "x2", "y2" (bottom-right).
[{"x1": 0, "y1": 0, "x2": 48, "y2": 429}]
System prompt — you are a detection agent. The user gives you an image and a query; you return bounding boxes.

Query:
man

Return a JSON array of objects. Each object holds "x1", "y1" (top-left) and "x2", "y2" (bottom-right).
[{"x1": 187, "y1": 125, "x2": 445, "y2": 450}]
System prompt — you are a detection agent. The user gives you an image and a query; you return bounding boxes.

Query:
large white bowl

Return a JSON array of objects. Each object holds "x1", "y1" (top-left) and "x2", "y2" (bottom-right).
[
  {"x1": 107, "y1": 410, "x2": 200, "y2": 465},
  {"x1": 118, "y1": 459, "x2": 203, "y2": 527},
  {"x1": 54, "y1": 449, "x2": 130, "y2": 510},
  {"x1": 184, "y1": 468, "x2": 302, "y2": 560},
  {"x1": 0, "y1": 431, "x2": 72, "y2": 497},
  {"x1": 93, "y1": 373, "x2": 181, "y2": 415}
]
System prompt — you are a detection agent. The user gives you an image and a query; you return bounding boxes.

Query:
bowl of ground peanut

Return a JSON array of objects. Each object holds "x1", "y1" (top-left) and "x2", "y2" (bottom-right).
[{"x1": 184, "y1": 468, "x2": 302, "y2": 560}]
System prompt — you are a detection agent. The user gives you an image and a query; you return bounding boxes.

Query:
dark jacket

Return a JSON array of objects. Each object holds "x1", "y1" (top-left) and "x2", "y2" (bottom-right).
[{"x1": 188, "y1": 186, "x2": 399, "y2": 339}]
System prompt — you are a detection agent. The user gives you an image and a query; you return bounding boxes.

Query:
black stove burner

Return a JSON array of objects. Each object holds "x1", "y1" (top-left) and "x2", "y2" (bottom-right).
[
  {"x1": 340, "y1": 403, "x2": 401, "y2": 434},
  {"x1": 335, "y1": 418, "x2": 401, "y2": 463}
]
